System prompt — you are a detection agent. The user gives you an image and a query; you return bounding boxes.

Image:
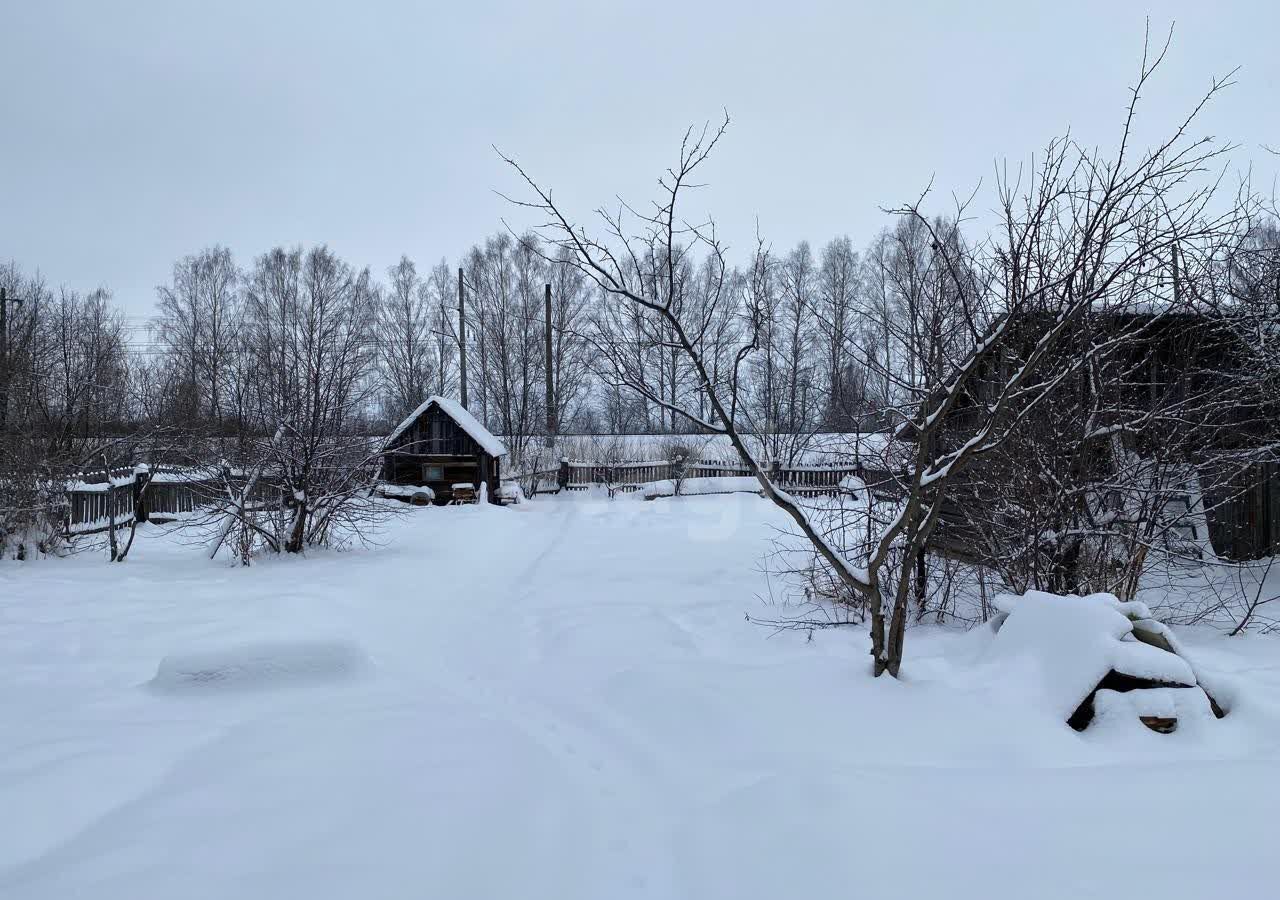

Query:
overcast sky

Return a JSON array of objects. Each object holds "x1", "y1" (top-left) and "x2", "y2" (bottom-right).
[{"x1": 3, "y1": 0, "x2": 1277, "y2": 319}]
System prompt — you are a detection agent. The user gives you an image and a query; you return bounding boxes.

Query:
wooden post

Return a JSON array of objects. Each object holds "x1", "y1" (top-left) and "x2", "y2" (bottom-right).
[
  {"x1": 101, "y1": 457, "x2": 119, "y2": 561},
  {"x1": 457, "y1": 268, "x2": 469, "y2": 409},
  {"x1": 133, "y1": 468, "x2": 151, "y2": 524},
  {"x1": 558, "y1": 458, "x2": 571, "y2": 493},
  {"x1": 544, "y1": 283, "x2": 555, "y2": 448}
]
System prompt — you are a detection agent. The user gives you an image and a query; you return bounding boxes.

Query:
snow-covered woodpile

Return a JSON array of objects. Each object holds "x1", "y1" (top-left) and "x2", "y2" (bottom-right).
[{"x1": 988, "y1": 592, "x2": 1225, "y2": 734}]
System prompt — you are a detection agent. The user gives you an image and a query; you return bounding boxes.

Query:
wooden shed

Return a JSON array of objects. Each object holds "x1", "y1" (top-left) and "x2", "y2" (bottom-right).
[
  {"x1": 381, "y1": 396, "x2": 508, "y2": 505},
  {"x1": 947, "y1": 311, "x2": 1280, "y2": 560}
]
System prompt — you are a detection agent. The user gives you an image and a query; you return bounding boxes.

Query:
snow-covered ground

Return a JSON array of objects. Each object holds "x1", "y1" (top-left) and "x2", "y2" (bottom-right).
[{"x1": 1, "y1": 496, "x2": 1277, "y2": 899}]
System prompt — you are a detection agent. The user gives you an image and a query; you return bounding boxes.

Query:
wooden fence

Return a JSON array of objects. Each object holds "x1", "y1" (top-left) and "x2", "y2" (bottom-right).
[
  {"x1": 60, "y1": 455, "x2": 1276, "y2": 562},
  {"x1": 63, "y1": 467, "x2": 282, "y2": 535},
  {"x1": 66, "y1": 473, "x2": 138, "y2": 535},
  {"x1": 516, "y1": 457, "x2": 885, "y2": 499}
]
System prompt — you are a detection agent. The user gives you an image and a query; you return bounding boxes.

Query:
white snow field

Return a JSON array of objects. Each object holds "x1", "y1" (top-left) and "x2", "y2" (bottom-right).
[{"x1": 2, "y1": 496, "x2": 1278, "y2": 900}]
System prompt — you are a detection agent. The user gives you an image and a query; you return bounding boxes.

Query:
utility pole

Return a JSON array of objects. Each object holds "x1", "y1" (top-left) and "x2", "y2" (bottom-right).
[
  {"x1": 457, "y1": 268, "x2": 468, "y2": 409},
  {"x1": 479, "y1": 322, "x2": 488, "y2": 428},
  {"x1": 544, "y1": 283, "x2": 555, "y2": 448},
  {"x1": 0, "y1": 287, "x2": 24, "y2": 432}
]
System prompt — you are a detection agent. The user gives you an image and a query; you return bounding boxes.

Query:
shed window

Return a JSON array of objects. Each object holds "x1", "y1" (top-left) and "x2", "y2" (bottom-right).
[{"x1": 422, "y1": 464, "x2": 444, "y2": 482}]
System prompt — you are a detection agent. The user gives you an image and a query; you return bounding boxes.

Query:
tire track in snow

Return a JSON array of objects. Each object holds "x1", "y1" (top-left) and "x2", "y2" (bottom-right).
[
  {"x1": 365, "y1": 500, "x2": 682, "y2": 897},
  {"x1": 510, "y1": 500, "x2": 580, "y2": 590}
]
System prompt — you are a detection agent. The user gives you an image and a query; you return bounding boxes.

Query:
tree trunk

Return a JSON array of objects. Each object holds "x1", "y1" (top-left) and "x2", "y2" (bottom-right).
[
  {"x1": 914, "y1": 548, "x2": 928, "y2": 621},
  {"x1": 285, "y1": 498, "x2": 307, "y2": 554}
]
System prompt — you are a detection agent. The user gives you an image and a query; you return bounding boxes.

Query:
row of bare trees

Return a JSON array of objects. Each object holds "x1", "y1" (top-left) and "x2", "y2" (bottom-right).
[
  {"x1": 580, "y1": 223, "x2": 979, "y2": 461},
  {"x1": 2, "y1": 225, "x2": 1016, "y2": 470},
  {"x1": 0, "y1": 266, "x2": 131, "y2": 556},
  {"x1": 0, "y1": 246, "x2": 384, "y2": 559}
]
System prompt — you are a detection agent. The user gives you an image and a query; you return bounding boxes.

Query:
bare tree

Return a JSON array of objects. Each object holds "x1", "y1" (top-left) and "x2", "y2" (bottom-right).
[
  {"x1": 464, "y1": 233, "x2": 546, "y2": 462},
  {"x1": 546, "y1": 245, "x2": 595, "y2": 434},
  {"x1": 154, "y1": 246, "x2": 240, "y2": 428},
  {"x1": 23, "y1": 286, "x2": 131, "y2": 456},
  {"x1": 233, "y1": 245, "x2": 388, "y2": 556},
  {"x1": 426, "y1": 259, "x2": 459, "y2": 397},
  {"x1": 375, "y1": 255, "x2": 435, "y2": 423},
  {"x1": 816, "y1": 236, "x2": 864, "y2": 429}
]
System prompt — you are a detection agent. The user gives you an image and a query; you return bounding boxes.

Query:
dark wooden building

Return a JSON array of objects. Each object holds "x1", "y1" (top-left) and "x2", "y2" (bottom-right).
[
  {"x1": 381, "y1": 396, "x2": 508, "y2": 504},
  {"x1": 941, "y1": 310, "x2": 1280, "y2": 561}
]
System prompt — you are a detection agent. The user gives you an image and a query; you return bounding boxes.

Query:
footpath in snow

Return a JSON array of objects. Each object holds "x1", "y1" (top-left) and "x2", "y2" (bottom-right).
[{"x1": 1, "y1": 495, "x2": 1278, "y2": 900}]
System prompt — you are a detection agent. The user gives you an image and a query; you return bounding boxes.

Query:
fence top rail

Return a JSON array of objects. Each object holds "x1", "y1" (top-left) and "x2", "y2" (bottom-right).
[
  {"x1": 562, "y1": 458, "x2": 680, "y2": 467},
  {"x1": 561, "y1": 458, "x2": 868, "y2": 471},
  {"x1": 67, "y1": 474, "x2": 138, "y2": 492},
  {"x1": 66, "y1": 471, "x2": 230, "y2": 492},
  {"x1": 61, "y1": 462, "x2": 366, "y2": 491}
]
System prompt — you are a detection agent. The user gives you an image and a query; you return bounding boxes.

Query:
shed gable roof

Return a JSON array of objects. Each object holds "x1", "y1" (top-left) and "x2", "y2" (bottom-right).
[{"x1": 385, "y1": 396, "x2": 509, "y2": 458}]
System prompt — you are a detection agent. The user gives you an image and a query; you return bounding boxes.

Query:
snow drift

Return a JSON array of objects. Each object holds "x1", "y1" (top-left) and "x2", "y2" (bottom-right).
[{"x1": 148, "y1": 640, "x2": 369, "y2": 694}]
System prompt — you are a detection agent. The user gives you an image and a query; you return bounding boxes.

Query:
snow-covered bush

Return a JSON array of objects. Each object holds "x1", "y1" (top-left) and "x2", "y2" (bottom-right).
[{"x1": 0, "y1": 456, "x2": 67, "y2": 560}]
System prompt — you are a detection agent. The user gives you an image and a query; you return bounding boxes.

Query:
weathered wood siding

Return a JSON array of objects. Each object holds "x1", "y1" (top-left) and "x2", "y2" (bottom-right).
[{"x1": 1205, "y1": 463, "x2": 1280, "y2": 560}]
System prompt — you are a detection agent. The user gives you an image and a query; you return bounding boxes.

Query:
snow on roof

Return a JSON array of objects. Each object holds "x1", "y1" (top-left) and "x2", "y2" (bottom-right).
[{"x1": 385, "y1": 396, "x2": 508, "y2": 458}]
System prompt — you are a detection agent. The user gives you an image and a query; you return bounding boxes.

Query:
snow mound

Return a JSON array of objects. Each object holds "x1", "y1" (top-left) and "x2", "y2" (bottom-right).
[
  {"x1": 1092, "y1": 686, "x2": 1214, "y2": 723},
  {"x1": 837, "y1": 474, "x2": 870, "y2": 503},
  {"x1": 1088, "y1": 686, "x2": 1219, "y2": 738},
  {"x1": 642, "y1": 476, "x2": 762, "y2": 499},
  {"x1": 378, "y1": 483, "x2": 436, "y2": 503},
  {"x1": 148, "y1": 640, "x2": 369, "y2": 694},
  {"x1": 986, "y1": 591, "x2": 1195, "y2": 721},
  {"x1": 1114, "y1": 635, "x2": 1195, "y2": 684},
  {"x1": 496, "y1": 481, "x2": 524, "y2": 503}
]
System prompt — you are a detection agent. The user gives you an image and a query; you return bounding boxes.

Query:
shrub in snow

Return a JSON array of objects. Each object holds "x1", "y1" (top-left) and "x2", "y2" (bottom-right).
[
  {"x1": 987, "y1": 591, "x2": 1224, "y2": 733},
  {"x1": 0, "y1": 469, "x2": 66, "y2": 560}
]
